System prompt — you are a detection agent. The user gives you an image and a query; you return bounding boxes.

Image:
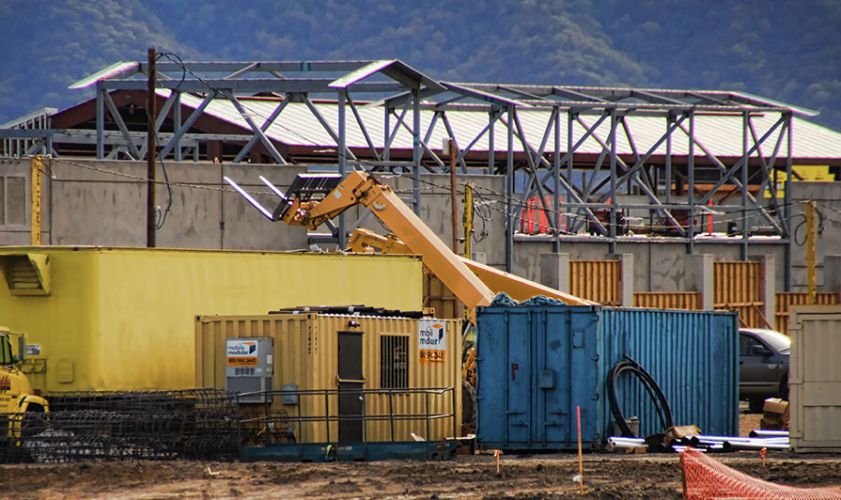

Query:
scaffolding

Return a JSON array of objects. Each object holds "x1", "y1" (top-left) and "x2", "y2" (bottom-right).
[{"x1": 0, "y1": 58, "x2": 819, "y2": 287}]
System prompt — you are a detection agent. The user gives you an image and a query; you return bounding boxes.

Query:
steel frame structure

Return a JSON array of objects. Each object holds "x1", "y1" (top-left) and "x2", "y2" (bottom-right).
[{"x1": 0, "y1": 59, "x2": 817, "y2": 288}]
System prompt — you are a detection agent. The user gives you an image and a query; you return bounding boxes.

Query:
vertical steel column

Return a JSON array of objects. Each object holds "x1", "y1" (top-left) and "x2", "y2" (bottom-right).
[
  {"x1": 30, "y1": 156, "x2": 42, "y2": 245},
  {"x1": 146, "y1": 47, "x2": 157, "y2": 248},
  {"x1": 506, "y1": 106, "x2": 514, "y2": 272},
  {"x1": 687, "y1": 110, "x2": 696, "y2": 254},
  {"x1": 553, "y1": 106, "x2": 561, "y2": 251},
  {"x1": 95, "y1": 83, "x2": 104, "y2": 159},
  {"x1": 665, "y1": 113, "x2": 673, "y2": 205},
  {"x1": 488, "y1": 110, "x2": 495, "y2": 174},
  {"x1": 337, "y1": 89, "x2": 348, "y2": 248},
  {"x1": 740, "y1": 111, "x2": 749, "y2": 260},
  {"x1": 567, "y1": 110, "x2": 575, "y2": 236},
  {"x1": 412, "y1": 89, "x2": 421, "y2": 214},
  {"x1": 608, "y1": 110, "x2": 617, "y2": 254},
  {"x1": 784, "y1": 112, "x2": 793, "y2": 290},
  {"x1": 383, "y1": 105, "x2": 390, "y2": 163},
  {"x1": 174, "y1": 91, "x2": 182, "y2": 161}
]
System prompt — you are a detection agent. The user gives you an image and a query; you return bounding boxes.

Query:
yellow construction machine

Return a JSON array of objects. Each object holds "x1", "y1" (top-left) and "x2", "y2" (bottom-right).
[
  {"x1": 0, "y1": 326, "x2": 48, "y2": 439},
  {"x1": 226, "y1": 170, "x2": 592, "y2": 322}
]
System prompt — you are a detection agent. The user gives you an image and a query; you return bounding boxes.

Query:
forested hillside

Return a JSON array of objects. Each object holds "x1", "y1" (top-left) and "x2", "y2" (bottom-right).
[{"x1": 1, "y1": 0, "x2": 839, "y2": 129}]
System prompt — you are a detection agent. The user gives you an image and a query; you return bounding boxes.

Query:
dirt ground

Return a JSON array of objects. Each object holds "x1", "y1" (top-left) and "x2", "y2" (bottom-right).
[
  {"x1": 2, "y1": 414, "x2": 837, "y2": 500},
  {"x1": 3, "y1": 453, "x2": 841, "y2": 500}
]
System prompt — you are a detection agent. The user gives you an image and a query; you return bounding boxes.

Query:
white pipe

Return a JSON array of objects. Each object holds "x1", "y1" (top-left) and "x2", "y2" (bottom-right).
[{"x1": 749, "y1": 429, "x2": 789, "y2": 438}]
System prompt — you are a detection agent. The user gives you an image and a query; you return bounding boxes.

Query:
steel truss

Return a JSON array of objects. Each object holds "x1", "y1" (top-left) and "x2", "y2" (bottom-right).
[{"x1": 0, "y1": 59, "x2": 816, "y2": 287}]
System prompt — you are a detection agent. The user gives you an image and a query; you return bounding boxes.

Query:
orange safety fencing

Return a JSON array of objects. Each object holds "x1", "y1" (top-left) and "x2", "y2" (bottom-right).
[{"x1": 681, "y1": 447, "x2": 841, "y2": 499}]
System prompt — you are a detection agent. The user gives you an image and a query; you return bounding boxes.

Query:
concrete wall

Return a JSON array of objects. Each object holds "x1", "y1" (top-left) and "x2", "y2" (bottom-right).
[
  {"x1": 2, "y1": 158, "x2": 838, "y2": 294},
  {"x1": 0, "y1": 158, "x2": 508, "y2": 263}
]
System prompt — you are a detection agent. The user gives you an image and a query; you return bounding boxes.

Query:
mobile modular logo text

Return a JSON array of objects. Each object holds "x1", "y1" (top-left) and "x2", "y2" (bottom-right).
[
  {"x1": 418, "y1": 319, "x2": 446, "y2": 363},
  {"x1": 226, "y1": 340, "x2": 259, "y2": 367}
]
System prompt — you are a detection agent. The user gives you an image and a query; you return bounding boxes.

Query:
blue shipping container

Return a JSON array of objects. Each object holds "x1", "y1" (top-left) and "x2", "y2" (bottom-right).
[{"x1": 476, "y1": 305, "x2": 738, "y2": 451}]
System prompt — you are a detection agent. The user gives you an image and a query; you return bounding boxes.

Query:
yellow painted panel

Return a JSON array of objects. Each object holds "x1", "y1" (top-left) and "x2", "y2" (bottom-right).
[
  {"x1": 0, "y1": 247, "x2": 423, "y2": 393},
  {"x1": 765, "y1": 165, "x2": 834, "y2": 198}
]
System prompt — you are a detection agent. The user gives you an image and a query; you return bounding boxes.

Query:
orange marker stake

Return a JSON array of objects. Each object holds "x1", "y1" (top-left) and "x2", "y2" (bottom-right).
[
  {"x1": 493, "y1": 449, "x2": 503, "y2": 474},
  {"x1": 760, "y1": 447, "x2": 767, "y2": 467},
  {"x1": 577, "y1": 405, "x2": 584, "y2": 494}
]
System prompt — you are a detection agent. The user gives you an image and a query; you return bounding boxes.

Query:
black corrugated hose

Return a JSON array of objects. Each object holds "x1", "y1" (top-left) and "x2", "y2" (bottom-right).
[{"x1": 607, "y1": 355, "x2": 673, "y2": 438}]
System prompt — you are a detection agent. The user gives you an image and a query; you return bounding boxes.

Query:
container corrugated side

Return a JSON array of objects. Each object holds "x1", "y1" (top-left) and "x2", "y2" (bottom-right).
[
  {"x1": 790, "y1": 305, "x2": 841, "y2": 452},
  {"x1": 196, "y1": 314, "x2": 460, "y2": 444},
  {"x1": 600, "y1": 308, "x2": 739, "y2": 438}
]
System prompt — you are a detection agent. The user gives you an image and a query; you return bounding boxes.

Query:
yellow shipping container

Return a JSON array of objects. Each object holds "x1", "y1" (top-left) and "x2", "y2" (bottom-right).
[
  {"x1": 195, "y1": 313, "x2": 461, "y2": 443},
  {"x1": 0, "y1": 247, "x2": 423, "y2": 393}
]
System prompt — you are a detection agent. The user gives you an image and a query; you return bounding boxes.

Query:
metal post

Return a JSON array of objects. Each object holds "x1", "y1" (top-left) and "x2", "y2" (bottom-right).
[
  {"x1": 146, "y1": 47, "x2": 157, "y2": 248},
  {"x1": 337, "y1": 89, "x2": 348, "y2": 248},
  {"x1": 425, "y1": 391, "x2": 431, "y2": 445},
  {"x1": 30, "y1": 156, "x2": 42, "y2": 245},
  {"x1": 665, "y1": 114, "x2": 673, "y2": 204},
  {"x1": 488, "y1": 110, "x2": 495, "y2": 174},
  {"x1": 553, "y1": 107, "x2": 561, "y2": 251},
  {"x1": 173, "y1": 91, "x2": 182, "y2": 161},
  {"x1": 741, "y1": 112, "x2": 749, "y2": 260},
  {"x1": 806, "y1": 200, "x2": 816, "y2": 303},
  {"x1": 506, "y1": 106, "x2": 514, "y2": 272},
  {"x1": 609, "y1": 110, "x2": 617, "y2": 254},
  {"x1": 412, "y1": 88, "x2": 421, "y2": 215},
  {"x1": 784, "y1": 113, "x2": 794, "y2": 290},
  {"x1": 464, "y1": 183, "x2": 473, "y2": 259},
  {"x1": 383, "y1": 105, "x2": 391, "y2": 163},
  {"x1": 449, "y1": 139, "x2": 459, "y2": 252},
  {"x1": 95, "y1": 83, "x2": 104, "y2": 159},
  {"x1": 687, "y1": 110, "x2": 696, "y2": 254}
]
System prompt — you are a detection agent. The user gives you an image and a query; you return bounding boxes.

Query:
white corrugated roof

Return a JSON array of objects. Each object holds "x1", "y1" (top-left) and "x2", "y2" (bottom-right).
[{"x1": 175, "y1": 93, "x2": 841, "y2": 160}]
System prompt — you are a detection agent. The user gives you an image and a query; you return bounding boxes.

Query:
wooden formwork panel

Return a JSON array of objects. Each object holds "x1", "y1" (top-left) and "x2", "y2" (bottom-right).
[
  {"x1": 775, "y1": 292, "x2": 841, "y2": 334},
  {"x1": 424, "y1": 273, "x2": 459, "y2": 319},
  {"x1": 713, "y1": 261, "x2": 767, "y2": 328},
  {"x1": 634, "y1": 291, "x2": 702, "y2": 310},
  {"x1": 570, "y1": 260, "x2": 621, "y2": 306}
]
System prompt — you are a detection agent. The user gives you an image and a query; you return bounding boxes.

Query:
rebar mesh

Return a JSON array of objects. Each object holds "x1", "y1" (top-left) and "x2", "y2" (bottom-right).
[{"x1": 0, "y1": 389, "x2": 241, "y2": 463}]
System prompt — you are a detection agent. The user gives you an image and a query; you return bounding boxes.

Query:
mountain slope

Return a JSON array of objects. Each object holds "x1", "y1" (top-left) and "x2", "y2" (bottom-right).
[{"x1": 0, "y1": 0, "x2": 839, "y2": 131}]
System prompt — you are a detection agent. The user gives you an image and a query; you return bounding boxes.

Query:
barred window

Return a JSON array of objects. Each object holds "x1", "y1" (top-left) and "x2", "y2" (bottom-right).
[{"x1": 380, "y1": 335, "x2": 409, "y2": 389}]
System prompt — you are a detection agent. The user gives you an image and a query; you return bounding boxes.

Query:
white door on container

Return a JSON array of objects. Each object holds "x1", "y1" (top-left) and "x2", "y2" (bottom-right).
[{"x1": 790, "y1": 308, "x2": 841, "y2": 451}]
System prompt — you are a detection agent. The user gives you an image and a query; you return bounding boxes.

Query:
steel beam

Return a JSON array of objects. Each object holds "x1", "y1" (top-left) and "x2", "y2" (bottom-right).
[
  {"x1": 232, "y1": 98, "x2": 290, "y2": 163},
  {"x1": 224, "y1": 91, "x2": 286, "y2": 164}
]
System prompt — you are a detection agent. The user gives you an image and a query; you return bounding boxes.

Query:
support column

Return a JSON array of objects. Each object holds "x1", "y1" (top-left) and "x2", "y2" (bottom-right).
[
  {"x1": 337, "y1": 89, "x2": 348, "y2": 248},
  {"x1": 505, "y1": 106, "x2": 514, "y2": 273},
  {"x1": 539, "y1": 253, "x2": 570, "y2": 293},
  {"x1": 750, "y1": 254, "x2": 776, "y2": 329},
  {"x1": 95, "y1": 83, "x2": 104, "y2": 159},
  {"x1": 609, "y1": 253, "x2": 634, "y2": 307},
  {"x1": 687, "y1": 254, "x2": 715, "y2": 310}
]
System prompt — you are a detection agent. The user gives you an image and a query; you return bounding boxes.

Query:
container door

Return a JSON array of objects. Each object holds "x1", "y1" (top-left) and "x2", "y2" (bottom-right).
[
  {"x1": 337, "y1": 331, "x2": 364, "y2": 443},
  {"x1": 505, "y1": 312, "x2": 532, "y2": 444}
]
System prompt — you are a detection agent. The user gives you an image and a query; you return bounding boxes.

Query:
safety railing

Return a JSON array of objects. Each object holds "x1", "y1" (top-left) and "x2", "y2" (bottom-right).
[{"x1": 237, "y1": 386, "x2": 457, "y2": 445}]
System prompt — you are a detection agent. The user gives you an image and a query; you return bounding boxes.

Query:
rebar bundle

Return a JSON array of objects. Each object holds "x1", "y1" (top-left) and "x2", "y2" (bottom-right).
[{"x1": 0, "y1": 389, "x2": 241, "y2": 463}]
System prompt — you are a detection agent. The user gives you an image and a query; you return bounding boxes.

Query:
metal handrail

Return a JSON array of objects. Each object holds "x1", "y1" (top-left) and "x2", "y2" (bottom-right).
[{"x1": 237, "y1": 386, "x2": 457, "y2": 444}]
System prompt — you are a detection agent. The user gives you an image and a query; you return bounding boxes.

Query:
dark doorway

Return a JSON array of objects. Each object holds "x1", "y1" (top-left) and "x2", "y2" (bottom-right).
[{"x1": 338, "y1": 330, "x2": 364, "y2": 443}]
